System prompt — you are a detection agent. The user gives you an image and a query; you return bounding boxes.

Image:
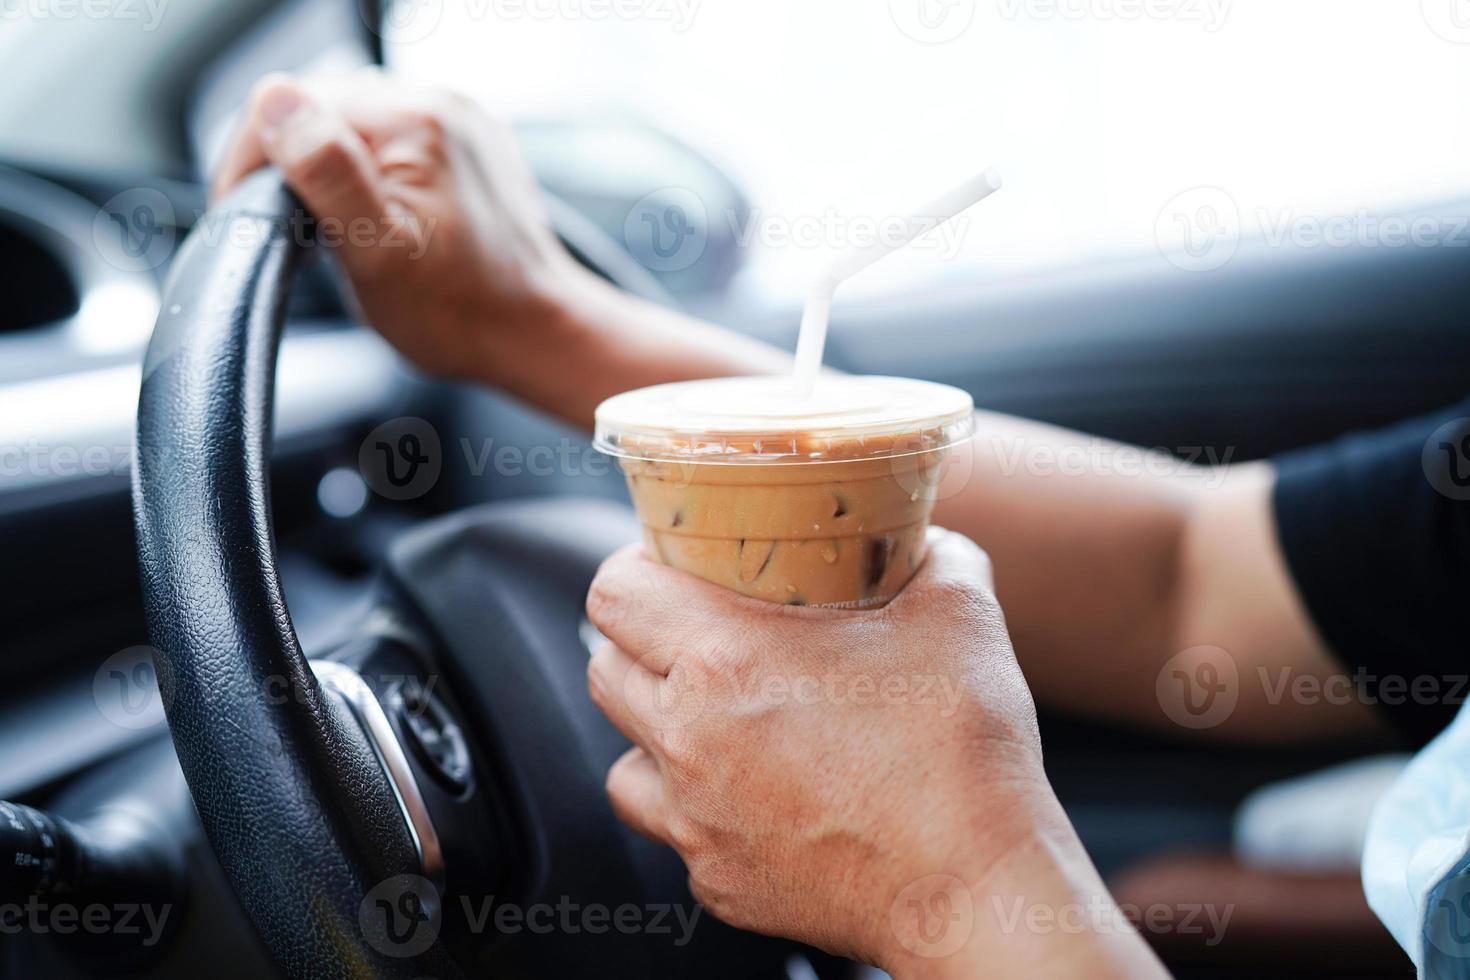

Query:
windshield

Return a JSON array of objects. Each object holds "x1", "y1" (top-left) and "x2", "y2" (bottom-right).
[{"x1": 391, "y1": 0, "x2": 1470, "y2": 304}]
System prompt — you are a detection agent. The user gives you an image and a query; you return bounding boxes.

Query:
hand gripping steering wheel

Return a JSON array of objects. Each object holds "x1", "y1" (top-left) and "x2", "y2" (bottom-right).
[{"x1": 131, "y1": 170, "x2": 785, "y2": 979}]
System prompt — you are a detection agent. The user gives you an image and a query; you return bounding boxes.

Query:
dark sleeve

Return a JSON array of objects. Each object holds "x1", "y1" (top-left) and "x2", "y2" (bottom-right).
[{"x1": 1272, "y1": 400, "x2": 1470, "y2": 746}]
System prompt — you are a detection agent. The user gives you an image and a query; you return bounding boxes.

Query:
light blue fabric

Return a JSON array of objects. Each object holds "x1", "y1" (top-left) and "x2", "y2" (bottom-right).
[{"x1": 1364, "y1": 701, "x2": 1470, "y2": 978}]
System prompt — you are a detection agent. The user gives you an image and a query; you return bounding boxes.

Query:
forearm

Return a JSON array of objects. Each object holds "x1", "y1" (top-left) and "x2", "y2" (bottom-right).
[
  {"x1": 507, "y1": 277, "x2": 1375, "y2": 738},
  {"x1": 930, "y1": 415, "x2": 1202, "y2": 731},
  {"x1": 936, "y1": 425, "x2": 1380, "y2": 740},
  {"x1": 881, "y1": 795, "x2": 1168, "y2": 980},
  {"x1": 483, "y1": 270, "x2": 791, "y2": 429}
]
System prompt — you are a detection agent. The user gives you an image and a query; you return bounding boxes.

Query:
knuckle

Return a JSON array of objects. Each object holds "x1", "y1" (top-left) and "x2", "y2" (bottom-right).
[
  {"x1": 401, "y1": 108, "x2": 450, "y2": 149},
  {"x1": 584, "y1": 580, "x2": 619, "y2": 636},
  {"x1": 653, "y1": 725, "x2": 697, "y2": 769},
  {"x1": 585, "y1": 550, "x2": 641, "y2": 632},
  {"x1": 684, "y1": 861, "x2": 746, "y2": 927},
  {"x1": 291, "y1": 136, "x2": 354, "y2": 187},
  {"x1": 247, "y1": 72, "x2": 293, "y2": 111},
  {"x1": 585, "y1": 651, "x2": 610, "y2": 705},
  {"x1": 431, "y1": 88, "x2": 489, "y2": 128},
  {"x1": 603, "y1": 751, "x2": 642, "y2": 811},
  {"x1": 603, "y1": 756, "x2": 628, "y2": 801},
  {"x1": 932, "y1": 573, "x2": 1002, "y2": 622},
  {"x1": 664, "y1": 811, "x2": 701, "y2": 854}
]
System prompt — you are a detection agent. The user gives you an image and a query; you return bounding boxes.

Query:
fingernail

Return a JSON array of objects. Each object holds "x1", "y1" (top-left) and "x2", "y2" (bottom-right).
[{"x1": 259, "y1": 85, "x2": 305, "y2": 134}]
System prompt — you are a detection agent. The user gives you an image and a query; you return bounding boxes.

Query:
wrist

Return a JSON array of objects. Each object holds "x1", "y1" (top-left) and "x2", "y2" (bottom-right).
[
  {"x1": 873, "y1": 790, "x2": 1164, "y2": 980},
  {"x1": 464, "y1": 259, "x2": 622, "y2": 405}
]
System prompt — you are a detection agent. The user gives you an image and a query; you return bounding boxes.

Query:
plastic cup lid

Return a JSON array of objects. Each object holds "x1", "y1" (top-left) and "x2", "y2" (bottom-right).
[{"x1": 593, "y1": 375, "x2": 974, "y2": 464}]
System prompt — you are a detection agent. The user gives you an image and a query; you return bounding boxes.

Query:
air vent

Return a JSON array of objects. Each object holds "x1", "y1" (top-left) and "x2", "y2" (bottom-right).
[{"x1": 0, "y1": 221, "x2": 80, "y2": 334}]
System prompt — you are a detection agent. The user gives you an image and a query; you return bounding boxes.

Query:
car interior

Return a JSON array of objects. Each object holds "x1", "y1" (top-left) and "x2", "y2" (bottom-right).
[{"x1": 2, "y1": 1, "x2": 1467, "y2": 977}]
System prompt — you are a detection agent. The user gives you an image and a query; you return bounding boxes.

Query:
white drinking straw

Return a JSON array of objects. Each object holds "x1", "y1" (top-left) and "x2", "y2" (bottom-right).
[{"x1": 791, "y1": 167, "x2": 1004, "y2": 396}]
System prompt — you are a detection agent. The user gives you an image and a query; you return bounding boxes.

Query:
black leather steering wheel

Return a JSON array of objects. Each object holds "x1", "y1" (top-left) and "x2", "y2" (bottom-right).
[
  {"x1": 131, "y1": 170, "x2": 788, "y2": 978},
  {"x1": 132, "y1": 171, "x2": 457, "y2": 979}
]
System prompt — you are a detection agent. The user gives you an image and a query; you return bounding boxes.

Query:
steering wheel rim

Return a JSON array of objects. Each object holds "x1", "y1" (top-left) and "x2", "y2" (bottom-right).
[{"x1": 132, "y1": 169, "x2": 458, "y2": 979}]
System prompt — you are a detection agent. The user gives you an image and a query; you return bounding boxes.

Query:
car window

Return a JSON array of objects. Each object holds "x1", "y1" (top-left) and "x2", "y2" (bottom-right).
[{"x1": 391, "y1": 0, "x2": 1470, "y2": 306}]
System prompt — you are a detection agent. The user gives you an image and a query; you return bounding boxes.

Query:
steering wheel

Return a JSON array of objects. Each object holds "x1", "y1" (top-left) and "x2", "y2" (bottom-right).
[{"x1": 131, "y1": 170, "x2": 787, "y2": 979}]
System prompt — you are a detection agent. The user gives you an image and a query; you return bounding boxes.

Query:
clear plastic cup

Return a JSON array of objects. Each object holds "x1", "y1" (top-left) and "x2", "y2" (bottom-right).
[{"x1": 594, "y1": 375, "x2": 974, "y2": 608}]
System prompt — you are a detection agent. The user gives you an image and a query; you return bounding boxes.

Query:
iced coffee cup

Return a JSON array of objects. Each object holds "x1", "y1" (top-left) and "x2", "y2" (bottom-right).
[{"x1": 593, "y1": 375, "x2": 974, "y2": 608}]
